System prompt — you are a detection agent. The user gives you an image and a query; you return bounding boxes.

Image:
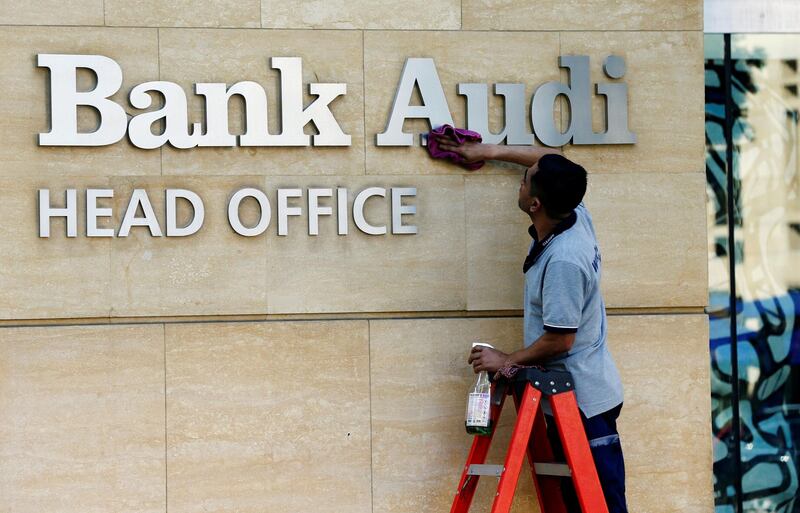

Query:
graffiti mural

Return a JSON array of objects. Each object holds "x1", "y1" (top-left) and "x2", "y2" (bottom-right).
[{"x1": 706, "y1": 35, "x2": 800, "y2": 513}]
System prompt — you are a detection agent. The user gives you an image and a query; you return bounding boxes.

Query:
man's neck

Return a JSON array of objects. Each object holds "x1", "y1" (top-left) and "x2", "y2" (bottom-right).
[{"x1": 530, "y1": 214, "x2": 560, "y2": 242}]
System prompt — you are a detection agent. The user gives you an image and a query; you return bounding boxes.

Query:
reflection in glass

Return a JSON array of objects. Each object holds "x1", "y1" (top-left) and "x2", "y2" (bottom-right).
[{"x1": 706, "y1": 33, "x2": 800, "y2": 513}]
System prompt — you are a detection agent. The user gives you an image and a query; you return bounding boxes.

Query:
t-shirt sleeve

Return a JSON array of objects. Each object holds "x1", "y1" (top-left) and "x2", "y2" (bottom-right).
[{"x1": 542, "y1": 260, "x2": 588, "y2": 334}]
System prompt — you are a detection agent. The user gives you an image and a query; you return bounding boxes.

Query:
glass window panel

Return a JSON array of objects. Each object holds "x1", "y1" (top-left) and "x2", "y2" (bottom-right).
[
  {"x1": 709, "y1": 33, "x2": 800, "y2": 513},
  {"x1": 705, "y1": 32, "x2": 739, "y2": 512}
]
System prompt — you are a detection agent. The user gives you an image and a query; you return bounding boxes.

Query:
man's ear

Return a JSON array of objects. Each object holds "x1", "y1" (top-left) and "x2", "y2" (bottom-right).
[{"x1": 530, "y1": 197, "x2": 542, "y2": 214}]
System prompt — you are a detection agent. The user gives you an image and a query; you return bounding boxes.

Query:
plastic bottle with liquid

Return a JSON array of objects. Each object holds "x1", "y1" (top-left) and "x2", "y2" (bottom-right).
[{"x1": 465, "y1": 342, "x2": 493, "y2": 436}]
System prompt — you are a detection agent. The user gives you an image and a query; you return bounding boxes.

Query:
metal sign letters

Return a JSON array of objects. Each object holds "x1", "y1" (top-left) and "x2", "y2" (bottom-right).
[
  {"x1": 38, "y1": 187, "x2": 418, "y2": 238},
  {"x1": 37, "y1": 54, "x2": 636, "y2": 149}
]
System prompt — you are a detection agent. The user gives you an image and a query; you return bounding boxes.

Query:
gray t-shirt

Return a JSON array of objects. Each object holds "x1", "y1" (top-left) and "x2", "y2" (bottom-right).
[{"x1": 523, "y1": 203, "x2": 623, "y2": 418}]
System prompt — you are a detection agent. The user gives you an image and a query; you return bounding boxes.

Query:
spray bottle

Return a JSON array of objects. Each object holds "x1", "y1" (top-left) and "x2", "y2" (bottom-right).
[{"x1": 465, "y1": 342, "x2": 494, "y2": 436}]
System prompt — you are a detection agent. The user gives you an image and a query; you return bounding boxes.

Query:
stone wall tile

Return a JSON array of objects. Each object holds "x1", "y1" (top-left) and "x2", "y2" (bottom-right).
[
  {"x1": 585, "y1": 172, "x2": 708, "y2": 308},
  {"x1": 105, "y1": 0, "x2": 260, "y2": 28},
  {"x1": 0, "y1": 177, "x2": 113, "y2": 319},
  {"x1": 365, "y1": 31, "x2": 560, "y2": 175},
  {"x1": 465, "y1": 174, "x2": 529, "y2": 311},
  {"x1": 369, "y1": 317, "x2": 538, "y2": 513},
  {"x1": 0, "y1": 27, "x2": 161, "y2": 178},
  {"x1": 463, "y1": 0, "x2": 702, "y2": 31},
  {"x1": 264, "y1": 175, "x2": 466, "y2": 313},
  {"x1": 611, "y1": 314, "x2": 713, "y2": 513},
  {"x1": 560, "y1": 31, "x2": 705, "y2": 174},
  {"x1": 0, "y1": 0, "x2": 103, "y2": 25},
  {"x1": 0, "y1": 324, "x2": 165, "y2": 513},
  {"x1": 165, "y1": 320, "x2": 371, "y2": 513},
  {"x1": 159, "y1": 28, "x2": 364, "y2": 177},
  {"x1": 466, "y1": 172, "x2": 708, "y2": 310},
  {"x1": 108, "y1": 176, "x2": 269, "y2": 317},
  {"x1": 262, "y1": 0, "x2": 460, "y2": 29}
]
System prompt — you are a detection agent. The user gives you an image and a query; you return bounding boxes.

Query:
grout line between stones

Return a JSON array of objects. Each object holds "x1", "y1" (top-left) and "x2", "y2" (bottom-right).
[
  {"x1": 0, "y1": 24, "x2": 703, "y2": 32},
  {"x1": 163, "y1": 323, "x2": 168, "y2": 513},
  {"x1": 367, "y1": 319, "x2": 374, "y2": 513},
  {"x1": 0, "y1": 308, "x2": 710, "y2": 330},
  {"x1": 462, "y1": 174, "x2": 469, "y2": 310},
  {"x1": 559, "y1": 31, "x2": 564, "y2": 132},
  {"x1": 263, "y1": 173, "x2": 270, "y2": 314},
  {"x1": 157, "y1": 28, "x2": 163, "y2": 176},
  {"x1": 362, "y1": 30, "x2": 367, "y2": 176}
]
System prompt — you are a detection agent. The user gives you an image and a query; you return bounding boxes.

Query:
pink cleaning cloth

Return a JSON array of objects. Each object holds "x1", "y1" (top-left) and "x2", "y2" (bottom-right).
[
  {"x1": 493, "y1": 362, "x2": 545, "y2": 381},
  {"x1": 426, "y1": 124, "x2": 485, "y2": 171}
]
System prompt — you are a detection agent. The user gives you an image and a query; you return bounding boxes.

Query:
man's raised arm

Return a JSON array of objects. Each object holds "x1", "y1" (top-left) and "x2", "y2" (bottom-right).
[{"x1": 433, "y1": 134, "x2": 563, "y2": 168}]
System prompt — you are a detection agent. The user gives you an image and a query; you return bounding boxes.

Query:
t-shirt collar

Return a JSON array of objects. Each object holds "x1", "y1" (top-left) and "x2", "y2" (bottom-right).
[
  {"x1": 523, "y1": 210, "x2": 578, "y2": 273},
  {"x1": 527, "y1": 210, "x2": 577, "y2": 242}
]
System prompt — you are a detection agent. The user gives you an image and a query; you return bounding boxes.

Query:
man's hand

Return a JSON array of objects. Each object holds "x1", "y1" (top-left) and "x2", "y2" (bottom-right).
[
  {"x1": 468, "y1": 346, "x2": 509, "y2": 373},
  {"x1": 434, "y1": 134, "x2": 491, "y2": 164}
]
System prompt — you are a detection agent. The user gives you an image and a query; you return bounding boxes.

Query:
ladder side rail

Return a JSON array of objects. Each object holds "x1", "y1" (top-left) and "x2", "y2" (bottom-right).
[
  {"x1": 550, "y1": 391, "x2": 610, "y2": 513},
  {"x1": 450, "y1": 384, "x2": 507, "y2": 513},
  {"x1": 525, "y1": 399, "x2": 568, "y2": 513},
  {"x1": 489, "y1": 383, "x2": 541, "y2": 513}
]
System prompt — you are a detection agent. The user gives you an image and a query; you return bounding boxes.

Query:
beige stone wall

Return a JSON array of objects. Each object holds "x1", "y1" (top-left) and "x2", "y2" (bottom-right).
[{"x1": 0, "y1": 1, "x2": 710, "y2": 513}]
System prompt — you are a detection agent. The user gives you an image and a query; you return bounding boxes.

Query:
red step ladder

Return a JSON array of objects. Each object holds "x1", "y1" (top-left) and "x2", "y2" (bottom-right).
[{"x1": 450, "y1": 368, "x2": 609, "y2": 513}]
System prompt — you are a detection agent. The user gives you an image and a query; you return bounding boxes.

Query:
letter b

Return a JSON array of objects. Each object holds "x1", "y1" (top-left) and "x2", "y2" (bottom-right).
[{"x1": 38, "y1": 54, "x2": 127, "y2": 146}]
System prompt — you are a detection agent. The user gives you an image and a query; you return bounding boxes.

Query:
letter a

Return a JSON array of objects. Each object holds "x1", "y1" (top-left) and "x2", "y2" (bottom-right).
[{"x1": 376, "y1": 58, "x2": 454, "y2": 146}]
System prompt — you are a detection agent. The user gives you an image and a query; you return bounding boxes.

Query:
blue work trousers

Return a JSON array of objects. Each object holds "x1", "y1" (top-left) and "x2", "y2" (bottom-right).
[{"x1": 544, "y1": 403, "x2": 628, "y2": 513}]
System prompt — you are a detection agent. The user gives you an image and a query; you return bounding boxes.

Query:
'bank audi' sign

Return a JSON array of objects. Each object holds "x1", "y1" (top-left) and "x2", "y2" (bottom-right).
[{"x1": 37, "y1": 54, "x2": 636, "y2": 149}]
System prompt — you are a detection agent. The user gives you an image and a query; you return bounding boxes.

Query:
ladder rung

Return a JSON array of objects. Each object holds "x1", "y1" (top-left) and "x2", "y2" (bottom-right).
[
  {"x1": 467, "y1": 464, "x2": 504, "y2": 477},
  {"x1": 534, "y1": 462, "x2": 571, "y2": 477}
]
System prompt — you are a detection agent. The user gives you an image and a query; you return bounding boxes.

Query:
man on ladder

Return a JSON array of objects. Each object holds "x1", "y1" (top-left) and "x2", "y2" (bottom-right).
[{"x1": 433, "y1": 135, "x2": 629, "y2": 513}]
